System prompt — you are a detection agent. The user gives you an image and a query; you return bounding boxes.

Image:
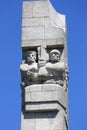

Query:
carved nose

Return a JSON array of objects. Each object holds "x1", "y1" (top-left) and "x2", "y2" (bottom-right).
[
  {"x1": 29, "y1": 55, "x2": 32, "y2": 58},
  {"x1": 53, "y1": 54, "x2": 55, "y2": 56}
]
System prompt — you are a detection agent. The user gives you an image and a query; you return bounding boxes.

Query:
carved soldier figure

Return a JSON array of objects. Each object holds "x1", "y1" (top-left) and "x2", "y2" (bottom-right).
[
  {"x1": 20, "y1": 1, "x2": 69, "y2": 130},
  {"x1": 46, "y1": 49, "x2": 65, "y2": 72},
  {"x1": 20, "y1": 51, "x2": 38, "y2": 87},
  {"x1": 44, "y1": 49, "x2": 65, "y2": 86}
]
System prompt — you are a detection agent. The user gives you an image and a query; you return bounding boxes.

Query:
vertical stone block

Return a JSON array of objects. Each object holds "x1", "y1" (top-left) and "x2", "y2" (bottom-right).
[
  {"x1": 22, "y1": 2, "x2": 33, "y2": 18},
  {"x1": 20, "y1": 1, "x2": 68, "y2": 130},
  {"x1": 22, "y1": 18, "x2": 44, "y2": 27},
  {"x1": 33, "y1": 1, "x2": 49, "y2": 17},
  {"x1": 22, "y1": 26, "x2": 44, "y2": 40}
]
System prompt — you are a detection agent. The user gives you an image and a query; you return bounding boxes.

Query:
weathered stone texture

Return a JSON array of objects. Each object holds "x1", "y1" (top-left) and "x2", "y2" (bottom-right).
[
  {"x1": 33, "y1": 1, "x2": 49, "y2": 17},
  {"x1": 22, "y1": 26, "x2": 44, "y2": 40},
  {"x1": 22, "y1": 38, "x2": 64, "y2": 47},
  {"x1": 22, "y1": 0, "x2": 65, "y2": 42},
  {"x1": 25, "y1": 85, "x2": 67, "y2": 109},
  {"x1": 22, "y1": 18, "x2": 44, "y2": 27},
  {"x1": 20, "y1": 0, "x2": 68, "y2": 130},
  {"x1": 22, "y1": 2, "x2": 33, "y2": 18}
]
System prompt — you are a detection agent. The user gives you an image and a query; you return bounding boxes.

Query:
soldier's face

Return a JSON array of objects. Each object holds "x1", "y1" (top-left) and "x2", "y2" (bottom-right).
[
  {"x1": 50, "y1": 52, "x2": 60, "y2": 62},
  {"x1": 27, "y1": 52, "x2": 36, "y2": 62}
]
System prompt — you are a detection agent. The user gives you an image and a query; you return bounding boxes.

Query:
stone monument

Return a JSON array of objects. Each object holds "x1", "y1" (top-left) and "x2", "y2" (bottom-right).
[{"x1": 20, "y1": 0, "x2": 69, "y2": 130}]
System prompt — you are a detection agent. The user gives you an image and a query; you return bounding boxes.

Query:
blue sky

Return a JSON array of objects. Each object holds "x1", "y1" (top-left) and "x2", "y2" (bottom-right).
[{"x1": 0, "y1": 0, "x2": 87, "y2": 130}]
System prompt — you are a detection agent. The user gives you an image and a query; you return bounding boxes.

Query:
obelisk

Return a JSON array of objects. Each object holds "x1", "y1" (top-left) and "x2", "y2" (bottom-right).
[{"x1": 20, "y1": 0, "x2": 69, "y2": 130}]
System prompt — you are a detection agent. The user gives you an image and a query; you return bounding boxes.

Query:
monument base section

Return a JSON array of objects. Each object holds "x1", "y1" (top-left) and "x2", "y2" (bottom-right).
[
  {"x1": 21, "y1": 84, "x2": 68, "y2": 130},
  {"x1": 21, "y1": 111, "x2": 67, "y2": 130},
  {"x1": 24, "y1": 84, "x2": 67, "y2": 112}
]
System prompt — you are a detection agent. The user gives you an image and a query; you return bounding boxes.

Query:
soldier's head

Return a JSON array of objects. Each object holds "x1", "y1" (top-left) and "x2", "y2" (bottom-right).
[
  {"x1": 27, "y1": 51, "x2": 36, "y2": 63},
  {"x1": 50, "y1": 49, "x2": 60, "y2": 62}
]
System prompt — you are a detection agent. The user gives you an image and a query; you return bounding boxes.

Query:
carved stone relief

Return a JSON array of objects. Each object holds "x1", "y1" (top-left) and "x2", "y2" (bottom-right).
[
  {"x1": 20, "y1": 47, "x2": 68, "y2": 90},
  {"x1": 20, "y1": 1, "x2": 69, "y2": 130}
]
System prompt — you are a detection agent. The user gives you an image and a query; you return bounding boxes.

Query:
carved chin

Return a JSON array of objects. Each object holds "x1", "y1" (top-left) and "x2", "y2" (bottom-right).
[
  {"x1": 51, "y1": 59, "x2": 59, "y2": 62},
  {"x1": 27, "y1": 59, "x2": 35, "y2": 62}
]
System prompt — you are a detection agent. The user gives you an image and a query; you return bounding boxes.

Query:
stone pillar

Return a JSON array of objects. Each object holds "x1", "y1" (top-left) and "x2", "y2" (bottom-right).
[{"x1": 20, "y1": 0, "x2": 69, "y2": 130}]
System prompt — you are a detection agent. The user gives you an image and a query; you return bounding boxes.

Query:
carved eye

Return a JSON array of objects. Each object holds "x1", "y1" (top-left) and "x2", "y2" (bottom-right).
[{"x1": 32, "y1": 54, "x2": 35, "y2": 57}]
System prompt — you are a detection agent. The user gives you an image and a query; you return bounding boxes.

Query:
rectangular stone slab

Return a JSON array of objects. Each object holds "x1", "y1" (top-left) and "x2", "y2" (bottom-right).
[
  {"x1": 25, "y1": 102, "x2": 64, "y2": 112},
  {"x1": 25, "y1": 84, "x2": 68, "y2": 109}
]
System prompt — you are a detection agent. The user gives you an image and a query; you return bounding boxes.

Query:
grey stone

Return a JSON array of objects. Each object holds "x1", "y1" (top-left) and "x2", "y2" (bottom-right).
[
  {"x1": 25, "y1": 102, "x2": 63, "y2": 112},
  {"x1": 26, "y1": 85, "x2": 42, "y2": 92},
  {"x1": 21, "y1": 39, "x2": 43, "y2": 47},
  {"x1": 25, "y1": 85, "x2": 67, "y2": 109},
  {"x1": 22, "y1": 26, "x2": 44, "y2": 40},
  {"x1": 20, "y1": 0, "x2": 69, "y2": 130},
  {"x1": 44, "y1": 26, "x2": 64, "y2": 39},
  {"x1": 22, "y1": 18, "x2": 44, "y2": 27},
  {"x1": 21, "y1": 113, "x2": 35, "y2": 130},
  {"x1": 33, "y1": 1, "x2": 49, "y2": 17},
  {"x1": 22, "y1": 38, "x2": 64, "y2": 48},
  {"x1": 22, "y1": 2, "x2": 33, "y2": 18}
]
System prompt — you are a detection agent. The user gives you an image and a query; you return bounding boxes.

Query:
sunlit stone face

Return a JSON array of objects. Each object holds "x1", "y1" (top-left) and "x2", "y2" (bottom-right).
[
  {"x1": 27, "y1": 51, "x2": 36, "y2": 63},
  {"x1": 50, "y1": 49, "x2": 60, "y2": 62}
]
